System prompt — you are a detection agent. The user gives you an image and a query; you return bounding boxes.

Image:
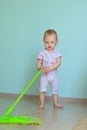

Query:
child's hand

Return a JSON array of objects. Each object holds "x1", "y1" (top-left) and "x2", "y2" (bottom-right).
[{"x1": 41, "y1": 66, "x2": 51, "y2": 74}]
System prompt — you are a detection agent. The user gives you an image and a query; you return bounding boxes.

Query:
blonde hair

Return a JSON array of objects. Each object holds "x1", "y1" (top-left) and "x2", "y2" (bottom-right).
[{"x1": 43, "y1": 29, "x2": 58, "y2": 42}]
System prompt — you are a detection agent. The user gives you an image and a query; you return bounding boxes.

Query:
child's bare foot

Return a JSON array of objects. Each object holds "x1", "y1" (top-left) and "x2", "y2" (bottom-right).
[
  {"x1": 38, "y1": 105, "x2": 44, "y2": 110},
  {"x1": 54, "y1": 104, "x2": 64, "y2": 109}
]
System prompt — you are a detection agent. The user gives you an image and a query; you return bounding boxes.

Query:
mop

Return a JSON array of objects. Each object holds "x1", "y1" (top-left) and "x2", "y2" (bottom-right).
[{"x1": 0, "y1": 70, "x2": 42, "y2": 125}]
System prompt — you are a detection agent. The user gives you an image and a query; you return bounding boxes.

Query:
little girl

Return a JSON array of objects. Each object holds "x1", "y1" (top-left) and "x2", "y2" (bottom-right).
[{"x1": 37, "y1": 29, "x2": 64, "y2": 110}]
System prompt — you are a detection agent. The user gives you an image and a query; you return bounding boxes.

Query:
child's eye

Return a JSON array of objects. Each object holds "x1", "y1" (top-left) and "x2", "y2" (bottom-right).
[{"x1": 45, "y1": 42, "x2": 49, "y2": 44}]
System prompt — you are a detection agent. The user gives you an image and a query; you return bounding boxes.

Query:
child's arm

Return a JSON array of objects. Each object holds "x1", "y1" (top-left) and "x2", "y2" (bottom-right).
[
  {"x1": 37, "y1": 59, "x2": 42, "y2": 70},
  {"x1": 50, "y1": 57, "x2": 61, "y2": 71},
  {"x1": 44, "y1": 57, "x2": 61, "y2": 74},
  {"x1": 37, "y1": 59, "x2": 48, "y2": 73},
  {"x1": 37, "y1": 57, "x2": 61, "y2": 74}
]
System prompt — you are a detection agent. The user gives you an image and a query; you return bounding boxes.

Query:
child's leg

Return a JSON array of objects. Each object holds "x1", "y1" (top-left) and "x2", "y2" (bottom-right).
[
  {"x1": 51, "y1": 76, "x2": 64, "y2": 108},
  {"x1": 38, "y1": 75, "x2": 48, "y2": 110},
  {"x1": 38, "y1": 92, "x2": 45, "y2": 110},
  {"x1": 52, "y1": 94, "x2": 64, "y2": 108}
]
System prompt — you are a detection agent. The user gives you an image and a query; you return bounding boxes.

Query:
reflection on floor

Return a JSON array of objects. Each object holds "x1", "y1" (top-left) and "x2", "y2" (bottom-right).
[{"x1": 0, "y1": 94, "x2": 87, "y2": 130}]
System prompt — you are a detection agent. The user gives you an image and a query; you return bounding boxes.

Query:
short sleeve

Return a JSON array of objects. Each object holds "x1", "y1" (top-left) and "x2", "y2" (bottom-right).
[
  {"x1": 55, "y1": 50, "x2": 62, "y2": 58},
  {"x1": 38, "y1": 51, "x2": 43, "y2": 60}
]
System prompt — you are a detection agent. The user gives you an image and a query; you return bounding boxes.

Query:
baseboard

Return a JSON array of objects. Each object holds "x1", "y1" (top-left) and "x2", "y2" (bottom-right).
[{"x1": 0, "y1": 92, "x2": 87, "y2": 103}]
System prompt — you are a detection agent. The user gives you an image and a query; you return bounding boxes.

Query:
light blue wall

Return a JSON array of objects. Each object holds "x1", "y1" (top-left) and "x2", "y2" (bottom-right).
[{"x1": 0, "y1": 0, "x2": 87, "y2": 98}]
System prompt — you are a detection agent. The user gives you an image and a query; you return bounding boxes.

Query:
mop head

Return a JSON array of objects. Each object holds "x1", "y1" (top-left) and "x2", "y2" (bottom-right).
[{"x1": 0, "y1": 116, "x2": 41, "y2": 125}]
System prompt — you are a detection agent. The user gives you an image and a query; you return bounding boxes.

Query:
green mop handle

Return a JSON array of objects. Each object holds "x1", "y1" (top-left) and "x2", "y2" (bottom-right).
[{"x1": 4, "y1": 70, "x2": 42, "y2": 116}]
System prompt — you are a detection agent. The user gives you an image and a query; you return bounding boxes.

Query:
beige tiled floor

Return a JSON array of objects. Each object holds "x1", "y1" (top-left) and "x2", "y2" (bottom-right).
[{"x1": 0, "y1": 95, "x2": 87, "y2": 130}]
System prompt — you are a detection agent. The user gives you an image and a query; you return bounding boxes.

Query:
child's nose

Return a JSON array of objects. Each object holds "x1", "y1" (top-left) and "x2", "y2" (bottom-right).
[{"x1": 48, "y1": 43, "x2": 51, "y2": 45}]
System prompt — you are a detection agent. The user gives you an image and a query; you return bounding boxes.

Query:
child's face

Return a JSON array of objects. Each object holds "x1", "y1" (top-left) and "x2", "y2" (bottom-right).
[{"x1": 44, "y1": 34, "x2": 57, "y2": 51}]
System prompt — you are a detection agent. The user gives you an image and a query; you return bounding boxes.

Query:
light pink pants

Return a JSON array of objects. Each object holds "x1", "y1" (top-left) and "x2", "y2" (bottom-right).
[{"x1": 39, "y1": 73, "x2": 59, "y2": 94}]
